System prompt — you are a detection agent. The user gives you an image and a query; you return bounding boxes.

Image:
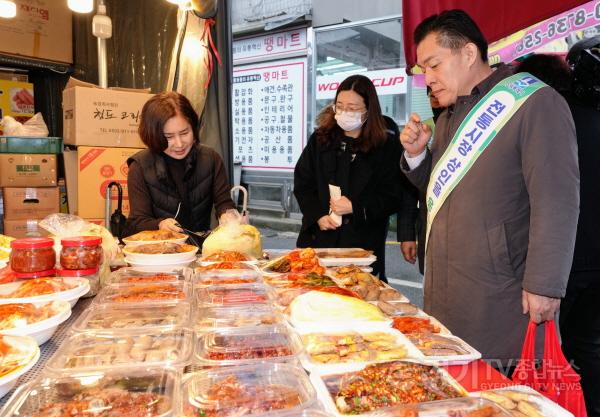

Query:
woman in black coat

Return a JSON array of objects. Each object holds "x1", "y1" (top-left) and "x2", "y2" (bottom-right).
[{"x1": 294, "y1": 74, "x2": 404, "y2": 276}]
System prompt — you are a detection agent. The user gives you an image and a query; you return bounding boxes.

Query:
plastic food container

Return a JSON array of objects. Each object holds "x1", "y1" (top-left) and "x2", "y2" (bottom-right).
[
  {"x1": 310, "y1": 360, "x2": 468, "y2": 417},
  {"x1": 181, "y1": 363, "x2": 317, "y2": 417},
  {"x1": 194, "y1": 324, "x2": 303, "y2": 367},
  {"x1": 0, "y1": 277, "x2": 90, "y2": 307},
  {"x1": 46, "y1": 328, "x2": 192, "y2": 372},
  {"x1": 9, "y1": 238, "x2": 56, "y2": 274},
  {"x1": 107, "y1": 266, "x2": 193, "y2": 284},
  {"x1": 195, "y1": 262, "x2": 257, "y2": 272},
  {"x1": 72, "y1": 301, "x2": 191, "y2": 333},
  {"x1": 199, "y1": 250, "x2": 257, "y2": 263},
  {"x1": 406, "y1": 332, "x2": 482, "y2": 366},
  {"x1": 195, "y1": 270, "x2": 262, "y2": 287},
  {"x1": 195, "y1": 305, "x2": 284, "y2": 332},
  {"x1": 195, "y1": 283, "x2": 271, "y2": 307},
  {"x1": 0, "y1": 334, "x2": 40, "y2": 398},
  {"x1": 56, "y1": 268, "x2": 100, "y2": 298},
  {"x1": 0, "y1": 301, "x2": 71, "y2": 345},
  {"x1": 95, "y1": 281, "x2": 190, "y2": 305},
  {"x1": 59, "y1": 236, "x2": 103, "y2": 270},
  {"x1": 379, "y1": 398, "x2": 515, "y2": 417},
  {"x1": 0, "y1": 367, "x2": 179, "y2": 417}
]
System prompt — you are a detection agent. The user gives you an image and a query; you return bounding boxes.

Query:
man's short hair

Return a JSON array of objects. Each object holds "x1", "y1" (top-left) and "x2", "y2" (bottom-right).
[{"x1": 414, "y1": 9, "x2": 488, "y2": 63}]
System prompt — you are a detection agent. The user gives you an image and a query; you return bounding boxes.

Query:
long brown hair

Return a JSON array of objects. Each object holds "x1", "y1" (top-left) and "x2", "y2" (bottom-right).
[
  {"x1": 138, "y1": 91, "x2": 200, "y2": 153},
  {"x1": 315, "y1": 74, "x2": 388, "y2": 153}
]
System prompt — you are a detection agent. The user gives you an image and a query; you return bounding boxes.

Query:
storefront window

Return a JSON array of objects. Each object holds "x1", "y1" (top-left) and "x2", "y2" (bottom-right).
[{"x1": 313, "y1": 18, "x2": 407, "y2": 129}]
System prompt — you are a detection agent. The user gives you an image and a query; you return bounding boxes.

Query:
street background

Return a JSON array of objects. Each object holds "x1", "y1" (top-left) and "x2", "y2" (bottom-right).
[{"x1": 260, "y1": 227, "x2": 425, "y2": 308}]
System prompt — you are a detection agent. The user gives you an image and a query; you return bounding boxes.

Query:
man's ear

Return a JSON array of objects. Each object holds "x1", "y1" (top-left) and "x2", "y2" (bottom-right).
[{"x1": 463, "y1": 42, "x2": 480, "y2": 68}]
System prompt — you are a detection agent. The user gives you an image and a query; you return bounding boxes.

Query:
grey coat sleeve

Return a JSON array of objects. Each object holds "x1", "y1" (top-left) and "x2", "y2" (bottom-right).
[
  {"x1": 520, "y1": 88, "x2": 579, "y2": 298},
  {"x1": 400, "y1": 148, "x2": 433, "y2": 194}
]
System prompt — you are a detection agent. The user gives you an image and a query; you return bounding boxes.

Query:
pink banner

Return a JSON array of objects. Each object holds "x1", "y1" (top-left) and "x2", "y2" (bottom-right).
[{"x1": 489, "y1": 0, "x2": 600, "y2": 64}]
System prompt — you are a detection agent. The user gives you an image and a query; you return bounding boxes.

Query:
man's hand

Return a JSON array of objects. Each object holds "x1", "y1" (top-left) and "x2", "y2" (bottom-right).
[
  {"x1": 400, "y1": 113, "x2": 432, "y2": 157},
  {"x1": 400, "y1": 241, "x2": 417, "y2": 264},
  {"x1": 219, "y1": 208, "x2": 242, "y2": 225},
  {"x1": 522, "y1": 290, "x2": 561, "y2": 323},
  {"x1": 330, "y1": 196, "x2": 353, "y2": 215},
  {"x1": 318, "y1": 215, "x2": 339, "y2": 231},
  {"x1": 159, "y1": 218, "x2": 183, "y2": 232}
]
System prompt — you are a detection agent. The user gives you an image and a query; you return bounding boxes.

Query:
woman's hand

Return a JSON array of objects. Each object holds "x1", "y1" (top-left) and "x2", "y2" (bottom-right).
[
  {"x1": 330, "y1": 196, "x2": 353, "y2": 215},
  {"x1": 318, "y1": 215, "x2": 339, "y2": 230},
  {"x1": 219, "y1": 209, "x2": 242, "y2": 225},
  {"x1": 159, "y1": 218, "x2": 183, "y2": 232}
]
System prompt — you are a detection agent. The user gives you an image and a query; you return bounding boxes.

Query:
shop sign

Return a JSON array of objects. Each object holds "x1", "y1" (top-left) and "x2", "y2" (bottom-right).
[
  {"x1": 489, "y1": 0, "x2": 600, "y2": 64},
  {"x1": 316, "y1": 68, "x2": 407, "y2": 101},
  {"x1": 233, "y1": 28, "x2": 307, "y2": 62},
  {"x1": 232, "y1": 58, "x2": 307, "y2": 171}
]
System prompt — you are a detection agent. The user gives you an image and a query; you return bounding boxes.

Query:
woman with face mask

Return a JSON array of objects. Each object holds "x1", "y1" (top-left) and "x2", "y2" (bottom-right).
[{"x1": 294, "y1": 75, "x2": 409, "y2": 278}]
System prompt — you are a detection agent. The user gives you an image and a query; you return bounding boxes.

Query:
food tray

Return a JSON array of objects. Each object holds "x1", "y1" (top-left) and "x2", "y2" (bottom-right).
[
  {"x1": 195, "y1": 305, "x2": 284, "y2": 332},
  {"x1": 263, "y1": 272, "x2": 338, "y2": 289},
  {"x1": 0, "y1": 301, "x2": 71, "y2": 345},
  {"x1": 107, "y1": 265, "x2": 193, "y2": 284},
  {"x1": 124, "y1": 256, "x2": 197, "y2": 267},
  {"x1": 0, "y1": 367, "x2": 179, "y2": 417},
  {"x1": 471, "y1": 385, "x2": 575, "y2": 417},
  {"x1": 194, "y1": 324, "x2": 303, "y2": 367},
  {"x1": 199, "y1": 250, "x2": 258, "y2": 264},
  {"x1": 122, "y1": 230, "x2": 188, "y2": 246},
  {"x1": 195, "y1": 283, "x2": 272, "y2": 307},
  {"x1": 94, "y1": 281, "x2": 191, "y2": 305},
  {"x1": 0, "y1": 335, "x2": 39, "y2": 399},
  {"x1": 315, "y1": 248, "x2": 377, "y2": 267},
  {"x1": 406, "y1": 333, "x2": 481, "y2": 366},
  {"x1": 310, "y1": 360, "x2": 468, "y2": 417},
  {"x1": 71, "y1": 301, "x2": 191, "y2": 333},
  {"x1": 297, "y1": 326, "x2": 424, "y2": 374},
  {"x1": 195, "y1": 262, "x2": 258, "y2": 272},
  {"x1": 46, "y1": 328, "x2": 193, "y2": 372},
  {"x1": 380, "y1": 397, "x2": 515, "y2": 417},
  {"x1": 0, "y1": 278, "x2": 90, "y2": 307},
  {"x1": 194, "y1": 269, "x2": 262, "y2": 287},
  {"x1": 122, "y1": 242, "x2": 198, "y2": 264},
  {"x1": 181, "y1": 363, "x2": 317, "y2": 417},
  {"x1": 392, "y1": 314, "x2": 452, "y2": 335},
  {"x1": 0, "y1": 136, "x2": 63, "y2": 154}
]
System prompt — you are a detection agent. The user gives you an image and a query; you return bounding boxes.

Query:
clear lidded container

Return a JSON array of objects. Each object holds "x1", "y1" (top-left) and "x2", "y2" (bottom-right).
[
  {"x1": 107, "y1": 266, "x2": 193, "y2": 284},
  {"x1": 9, "y1": 238, "x2": 56, "y2": 274},
  {"x1": 375, "y1": 397, "x2": 514, "y2": 417},
  {"x1": 71, "y1": 301, "x2": 191, "y2": 333},
  {"x1": 0, "y1": 367, "x2": 179, "y2": 417},
  {"x1": 95, "y1": 281, "x2": 190, "y2": 305},
  {"x1": 60, "y1": 236, "x2": 103, "y2": 270},
  {"x1": 46, "y1": 328, "x2": 193, "y2": 372},
  {"x1": 181, "y1": 363, "x2": 316, "y2": 417},
  {"x1": 195, "y1": 305, "x2": 284, "y2": 332},
  {"x1": 195, "y1": 283, "x2": 271, "y2": 308},
  {"x1": 194, "y1": 269, "x2": 262, "y2": 287},
  {"x1": 194, "y1": 324, "x2": 303, "y2": 367}
]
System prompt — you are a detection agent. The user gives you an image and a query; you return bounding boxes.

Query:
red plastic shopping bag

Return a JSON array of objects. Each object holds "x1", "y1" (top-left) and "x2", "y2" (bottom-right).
[{"x1": 512, "y1": 320, "x2": 587, "y2": 417}]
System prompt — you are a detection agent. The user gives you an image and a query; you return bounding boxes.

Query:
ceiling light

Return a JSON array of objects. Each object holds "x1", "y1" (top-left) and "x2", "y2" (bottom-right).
[
  {"x1": 68, "y1": 0, "x2": 94, "y2": 14},
  {"x1": 0, "y1": 0, "x2": 16, "y2": 18}
]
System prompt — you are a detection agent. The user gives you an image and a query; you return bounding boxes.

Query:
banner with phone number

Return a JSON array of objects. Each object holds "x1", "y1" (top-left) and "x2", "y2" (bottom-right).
[{"x1": 488, "y1": 0, "x2": 600, "y2": 64}]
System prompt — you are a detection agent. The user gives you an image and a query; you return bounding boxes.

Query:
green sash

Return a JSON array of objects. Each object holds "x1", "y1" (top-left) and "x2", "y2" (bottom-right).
[{"x1": 425, "y1": 72, "x2": 547, "y2": 253}]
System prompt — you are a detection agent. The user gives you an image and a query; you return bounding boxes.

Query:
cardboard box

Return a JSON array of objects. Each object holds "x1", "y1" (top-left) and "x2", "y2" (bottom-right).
[
  {"x1": 0, "y1": 79, "x2": 34, "y2": 136},
  {"x1": 0, "y1": 70, "x2": 28, "y2": 82},
  {"x1": 63, "y1": 146, "x2": 142, "y2": 219},
  {"x1": 3, "y1": 187, "x2": 59, "y2": 220},
  {"x1": 0, "y1": 154, "x2": 56, "y2": 187},
  {"x1": 0, "y1": 0, "x2": 72, "y2": 63},
  {"x1": 3, "y1": 219, "x2": 49, "y2": 239},
  {"x1": 62, "y1": 78, "x2": 153, "y2": 148}
]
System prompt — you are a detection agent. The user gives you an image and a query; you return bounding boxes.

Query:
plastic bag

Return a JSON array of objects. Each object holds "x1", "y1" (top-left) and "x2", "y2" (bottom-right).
[
  {"x1": 1, "y1": 113, "x2": 49, "y2": 137},
  {"x1": 202, "y1": 212, "x2": 262, "y2": 258},
  {"x1": 512, "y1": 320, "x2": 587, "y2": 417},
  {"x1": 39, "y1": 214, "x2": 119, "y2": 291}
]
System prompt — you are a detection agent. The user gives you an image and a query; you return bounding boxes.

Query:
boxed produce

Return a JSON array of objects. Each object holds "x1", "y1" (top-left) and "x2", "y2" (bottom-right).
[
  {"x1": 2, "y1": 187, "x2": 59, "y2": 220},
  {"x1": 63, "y1": 146, "x2": 141, "y2": 218},
  {"x1": 0, "y1": 154, "x2": 57, "y2": 187},
  {"x1": 62, "y1": 77, "x2": 152, "y2": 148},
  {"x1": 181, "y1": 363, "x2": 317, "y2": 417}
]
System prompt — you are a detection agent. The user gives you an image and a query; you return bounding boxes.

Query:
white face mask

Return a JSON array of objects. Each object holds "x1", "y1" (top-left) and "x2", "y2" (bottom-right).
[{"x1": 335, "y1": 111, "x2": 365, "y2": 132}]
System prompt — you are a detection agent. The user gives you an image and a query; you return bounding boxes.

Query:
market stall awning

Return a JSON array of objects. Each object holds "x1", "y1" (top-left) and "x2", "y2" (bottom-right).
[{"x1": 402, "y1": 0, "x2": 587, "y2": 70}]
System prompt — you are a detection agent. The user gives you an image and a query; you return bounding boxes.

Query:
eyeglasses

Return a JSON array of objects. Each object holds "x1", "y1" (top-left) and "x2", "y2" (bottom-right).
[{"x1": 332, "y1": 104, "x2": 367, "y2": 114}]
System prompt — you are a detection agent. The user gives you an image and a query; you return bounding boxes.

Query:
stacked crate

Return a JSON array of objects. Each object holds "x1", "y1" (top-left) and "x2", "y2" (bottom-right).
[{"x1": 0, "y1": 137, "x2": 63, "y2": 238}]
